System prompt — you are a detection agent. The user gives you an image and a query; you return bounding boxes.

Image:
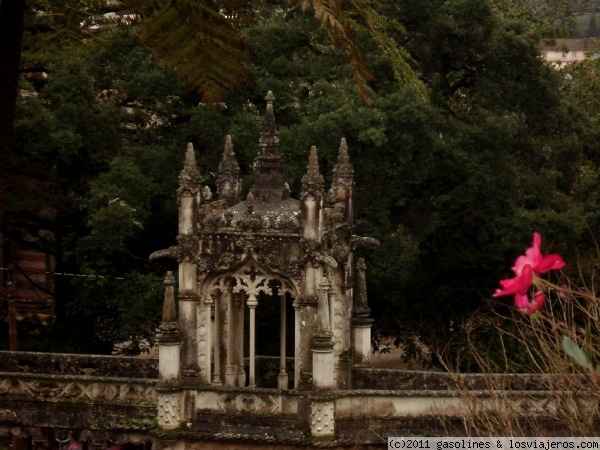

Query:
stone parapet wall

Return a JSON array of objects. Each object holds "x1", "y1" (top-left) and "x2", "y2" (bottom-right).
[
  {"x1": 0, "y1": 372, "x2": 157, "y2": 406},
  {"x1": 352, "y1": 367, "x2": 579, "y2": 391},
  {"x1": 0, "y1": 351, "x2": 158, "y2": 378},
  {"x1": 0, "y1": 373, "x2": 158, "y2": 442}
]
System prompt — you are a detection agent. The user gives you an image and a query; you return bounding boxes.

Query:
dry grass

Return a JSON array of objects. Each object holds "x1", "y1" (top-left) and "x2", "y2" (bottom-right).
[{"x1": 438, "y1": 272, "x2": 600, "y2": 436}]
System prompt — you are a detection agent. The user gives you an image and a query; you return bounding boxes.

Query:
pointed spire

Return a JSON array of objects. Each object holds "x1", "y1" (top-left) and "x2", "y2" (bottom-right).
[
  {"x1": 178, "y1": 142, "x2": 201, "y2": 195},
  {"x1": 185, "y1": 142, "x2": 196, "y2": 169},
  {"x1": 217, "y1": 135, "x2": 240, "y2": 206},
  {"x1": 249, "y1": 91, "x2": 286, "y2": 202},
  {"x1": 332, "y1": 137, "x2": 354, "y2": 192},
  {"x1": 259, "y1": 91, "x2": 279, "y2": 154},
  {"x1": 302, "y1": 146, "x2": 325, "y2": 196},
  {"x1": 353, "y1": 258, "x2": 371, "y2": 316},
  {"x1": 162, "y1": 271, "x2": 177, "y2": 323}
]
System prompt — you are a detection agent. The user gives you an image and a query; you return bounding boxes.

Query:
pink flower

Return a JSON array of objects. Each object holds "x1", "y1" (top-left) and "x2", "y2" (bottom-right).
[
  {"x1": 493, "y1": 232, "x2": 565, "y2": 314},
  {"x1": 514, "y1": 291, "x2": 545, "y2": 315},
  {"x1": 494, "y1": 264, "x2": 534, "y2": 298},
  {"x1": 512, "y1": 232, "x2": 565, "y2": 276}
]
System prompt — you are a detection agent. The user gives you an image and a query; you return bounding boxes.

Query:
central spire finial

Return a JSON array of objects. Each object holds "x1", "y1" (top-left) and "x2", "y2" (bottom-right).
[
  {"x1": 265, "y1": 90, "x2": 275, "y2": 105},
  {"x1": 259, "y1": 91, "x2": 279, "y2": 155},
  {"x1": 249, "y1": 91, "x2": 287, "y2": 202}
]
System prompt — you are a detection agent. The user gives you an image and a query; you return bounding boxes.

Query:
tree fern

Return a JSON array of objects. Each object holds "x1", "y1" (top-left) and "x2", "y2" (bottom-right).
[
  {"x1": 300, "y1": 0, "x2": 427, "y2": 102},
  {"x1": 125, "y1": 0, "x2": 251, "y2": 104}
]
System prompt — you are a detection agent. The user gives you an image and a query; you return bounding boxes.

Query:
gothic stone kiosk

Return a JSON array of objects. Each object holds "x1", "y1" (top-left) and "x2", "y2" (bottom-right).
[
  {"x1": 0, "y1": 93, "x2": 577, "y2": 450},
  {"x1": 149, "y1": 91, "x2": 379, "y2": 437}
]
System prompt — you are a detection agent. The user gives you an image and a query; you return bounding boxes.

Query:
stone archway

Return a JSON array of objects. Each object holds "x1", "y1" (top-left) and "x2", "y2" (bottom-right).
[{"x1": 199, "y1": 254, "x2": 298, "y2": 389}]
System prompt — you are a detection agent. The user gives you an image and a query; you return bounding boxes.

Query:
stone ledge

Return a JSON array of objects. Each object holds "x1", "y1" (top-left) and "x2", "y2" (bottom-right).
[{"x1": 0, "y1": 351, "x2": 158, "y2": 378}]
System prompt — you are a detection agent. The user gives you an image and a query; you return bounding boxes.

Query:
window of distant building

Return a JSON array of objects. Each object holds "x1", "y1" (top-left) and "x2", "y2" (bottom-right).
[
  {"x1": 562, "y1": 51, "x2": 568, "y2": 58},
  {"x1": 573, "y1": 51, "x2": 578, "y2": 58}
]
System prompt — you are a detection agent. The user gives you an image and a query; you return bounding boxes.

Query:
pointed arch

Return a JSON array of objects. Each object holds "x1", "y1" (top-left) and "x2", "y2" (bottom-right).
[{"x1": 198, "y1": 251, "x2": 298, "y2": 388}]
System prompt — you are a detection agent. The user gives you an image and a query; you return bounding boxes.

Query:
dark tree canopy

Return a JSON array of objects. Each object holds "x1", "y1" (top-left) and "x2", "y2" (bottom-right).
[{"x1": 2, "y1": 0, "x2": 599, "y2": 364}]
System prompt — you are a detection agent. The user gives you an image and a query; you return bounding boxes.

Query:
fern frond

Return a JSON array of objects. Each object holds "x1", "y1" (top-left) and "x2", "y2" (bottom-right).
[
  {"x1": 125, "y1": 0, "x2": 251, "y2": 104},
  {"x1": 354, "y1": 1, "x2": 428, "y2": 100},
  {"x1": 301, "y1": 0, "x2": 374, "y2": 103},
  {"x1": 301, "y1": 0, "x2": 428, "y2": 103}
]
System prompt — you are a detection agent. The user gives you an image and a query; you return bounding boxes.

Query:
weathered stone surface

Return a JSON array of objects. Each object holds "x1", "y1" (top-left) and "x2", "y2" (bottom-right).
[
  {"x1": 0, "y1": 351, "x2": 158, "y2": 378},
  {"x1": 352, "y1": 367, "x2": 584, "y2": 391}
]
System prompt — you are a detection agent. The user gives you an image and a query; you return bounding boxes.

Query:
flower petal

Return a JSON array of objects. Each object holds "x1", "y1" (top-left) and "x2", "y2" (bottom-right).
[
  {"x1": 514, "y1": 291, "x2": 545, "y2": 315},
  {"x1": 514, "y1": 292, "x2": 530, "y2": 309},
  {"x1": 533, "y1": 254, "x2": 566, "y2": 273},
  {"x1": 525, "y1": 291, "x2": 545, "y2": 314},
  {"x1": 494, "y1": 264, "x2": 533, "y2": 297}
]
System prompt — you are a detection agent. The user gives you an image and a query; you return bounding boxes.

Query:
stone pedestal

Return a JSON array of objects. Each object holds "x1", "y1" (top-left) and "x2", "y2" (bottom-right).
[
  {"x1": 312, "y1": 334, "x2": 335, "y2": 389},
  {"x1": 352, "y1": 315, "x2": 373, "y2": 366},
  {"x1": 157, "y1": 323, "x2": 182, "y2": 382}
]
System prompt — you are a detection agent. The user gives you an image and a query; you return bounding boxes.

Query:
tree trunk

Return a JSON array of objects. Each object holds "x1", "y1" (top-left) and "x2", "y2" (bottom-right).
[{"x1": 0, "y1": 0, "x2": 26, "y2": 288}]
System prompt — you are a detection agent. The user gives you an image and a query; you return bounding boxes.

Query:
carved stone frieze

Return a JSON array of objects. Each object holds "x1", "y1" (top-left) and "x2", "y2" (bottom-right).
[
  {"x1": 238, "y1": 212, "x2": 263, "y2": 231},
  {"x1": 214, "y1": 393, "x2": 282, "y2": 414},
  {"x1": 0, "y1": 377, "x2": 156, "y2": 406}
]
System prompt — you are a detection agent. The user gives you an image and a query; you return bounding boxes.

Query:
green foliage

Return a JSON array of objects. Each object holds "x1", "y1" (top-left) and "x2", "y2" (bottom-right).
[
  {"x1": 8, "y1": 22, "x2": 190, "y2": 353},
  {"x1": 562, "y1": 336, "x2": 593, "y2": 369},
  {"x1": 8, "y1": 0, "x2": 600, "y2": 363},
  {"x1": 125, "y1": 0, "x2": 251, "y2": 104},
  {"x1": 216, "y1": 1, "x2": 594, "y2": 364}
]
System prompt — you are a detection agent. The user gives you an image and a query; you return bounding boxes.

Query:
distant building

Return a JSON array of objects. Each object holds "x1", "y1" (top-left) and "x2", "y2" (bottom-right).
[{"x1": 541, "y1": 38, "x2": 598, "y2": 66}]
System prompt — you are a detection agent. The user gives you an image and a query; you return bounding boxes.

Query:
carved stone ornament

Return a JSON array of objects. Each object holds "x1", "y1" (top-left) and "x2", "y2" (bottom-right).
[
  {"x1": 324, "y1": 228, "x2": 351, "y2": 263},
  {"x1": 174, "y1": 234, "x2": 199, "y2": 263},
  {"x1": 203, "y1": 255, "x2": 296, "y2": 300},
  {"x1": 310, "y1": 401, "x2": 335, "y2": 437},
  {"x1": 177, "y1": 143, "x2": 202, "y2": 197},
  {"x1": 0, "y1": 377, "x2": 157, "y2": 406},
  {"x1": 331, "y1": 138, "x2": 354, "y2": 196},
  {"x1": 351, "y1": 235, "x2": 380, "y2": 249},
  {"x1": 214, "y1": 393, "x2": 283, "y2": 414},
  {"x1": 217, "y1": 252, "x2": 236, "y2": 270},
  {"x1": 301, "y1": 146, "x2": 325, "y2": 197},
  {"x1": 239, "y1": 211, "x2": 263, "y2": 231},
  {"x1": 197, "y1": 256, "x2": 212, "y2": 273},
  {"x1": 157, "y1": 393, "x2": 181, "y2": 428},
  {"x1": 353, "y1": 258, "x2": 371, "y2": 317}
]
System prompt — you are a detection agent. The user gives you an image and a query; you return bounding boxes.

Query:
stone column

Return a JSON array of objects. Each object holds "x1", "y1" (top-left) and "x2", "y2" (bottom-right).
[
  {"x1": 235, "y1": 293, "x2": 246, "y2": 386},
  {"x1": 312, "y1": 277, "x2": 335, "y2": 390},
  {"x1": 178, "y1": 284, "x2": 199, "y2": 378},
  {"x1": 156, "y1": 272, "x2": 184, "y2": 430},
  {"x1": 278, "y1": 292, "x2": 288, "y2": 390},
  {"x1": 225, "y1": 283, "x2": 237, "y2": 386},
  {"x1": 176, "y1": 144, "x2": 201, "y2": 379},
  {"x1": 294, "y1": 293, "x2": 318, "y2": 389},
  {"x1": 204, "y1": 295, "x2": 213, "y2": 383},
  {"x1": 247, "y1": 294, "x2": 258, "y2": 387},
  {"x1": 293, "y1": 299, "x2": 301, "y2": 389},
  {"x1": 352, "y1": 258, "x2": 373, "y2": 366},
  {"x1": 212, "y1": 291, "x2": 222, "y2": 386}
]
